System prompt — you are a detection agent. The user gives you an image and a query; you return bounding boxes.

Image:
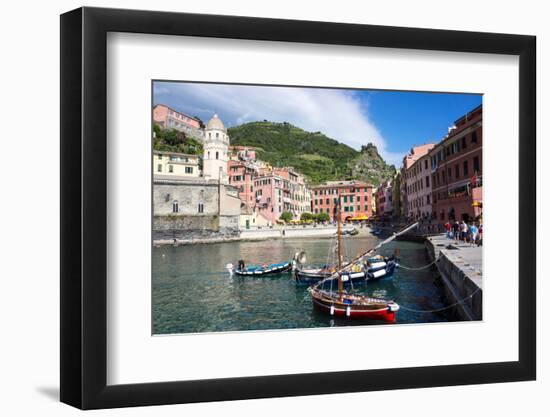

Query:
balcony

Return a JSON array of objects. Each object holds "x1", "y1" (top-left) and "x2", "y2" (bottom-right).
[{"x1": 438, "y1": 176, "x2": 482, "y2": 202}]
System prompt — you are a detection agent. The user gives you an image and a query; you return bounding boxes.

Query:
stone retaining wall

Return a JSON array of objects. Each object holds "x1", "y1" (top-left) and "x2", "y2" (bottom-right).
[
  {"x1": 426, "y1": 237, "x2": 482, "y2": 321},
  {"x1": 437, "y1": 253, "x2": 482, "y2": 320},
  {"x1": 153, "y1": 215, "x2": 239, "y2": 241},
  {"x1": 239, "y1": 226, "x2": 338, "y2": 240}
]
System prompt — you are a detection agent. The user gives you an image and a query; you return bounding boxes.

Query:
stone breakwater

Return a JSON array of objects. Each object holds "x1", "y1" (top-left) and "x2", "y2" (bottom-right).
[{"x1": 426, "y1": 235, "x2": 483, "y2": 321}]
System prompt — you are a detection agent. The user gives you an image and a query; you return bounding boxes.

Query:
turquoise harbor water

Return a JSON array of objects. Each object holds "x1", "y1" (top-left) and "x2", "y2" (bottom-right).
[{"x1": 152, "y1": 235, "x2": 459, "y2": 334}]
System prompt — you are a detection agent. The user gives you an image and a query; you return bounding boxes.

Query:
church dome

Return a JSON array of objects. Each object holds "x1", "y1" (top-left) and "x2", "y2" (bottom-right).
[{"x1": 206, "y1": 114, "x2": 226, "y2": 131}]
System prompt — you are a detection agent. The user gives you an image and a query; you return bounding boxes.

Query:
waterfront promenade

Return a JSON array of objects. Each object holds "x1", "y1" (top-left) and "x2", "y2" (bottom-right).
[
  {"x1": 153, "y1": 224, "x2": 360, "y2": 246},
  {"x1": 426, "y1": 234, "x2": 483, "y2": 320}
]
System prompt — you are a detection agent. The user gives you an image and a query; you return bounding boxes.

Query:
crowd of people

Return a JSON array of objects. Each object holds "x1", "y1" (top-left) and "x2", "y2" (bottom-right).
[{"x1": 444, "y1": 220, "x2": 482, "y2": 246}]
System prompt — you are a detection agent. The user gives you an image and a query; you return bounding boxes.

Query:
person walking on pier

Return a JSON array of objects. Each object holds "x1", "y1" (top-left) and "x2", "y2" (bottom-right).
[
  {"x1": 469, "y1": 223, "x2": 479, "y2": 247},
  {"x1": 452, "y1": 221, "x2": 460, "y2": 242},
  {"x1": 444, "y1": 221, "x2": 452, "y2": 239},
  {"x1": 477, "y1": 223, "x2": 483, "y2": 246},
  {"x1": 460, "y1": 220, "x2": 468, "y2": 243}
]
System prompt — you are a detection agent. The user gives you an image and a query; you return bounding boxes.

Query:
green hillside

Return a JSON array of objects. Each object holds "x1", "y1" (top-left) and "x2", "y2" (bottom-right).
[{"x1": 228, "y1": 121, "x2": 395, "y2": 185}]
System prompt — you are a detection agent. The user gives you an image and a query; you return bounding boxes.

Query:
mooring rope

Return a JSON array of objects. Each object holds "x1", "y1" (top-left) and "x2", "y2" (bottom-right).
[
  {"x1": 302, "y1": 243, "x2": 480, "y2": 315},
  {"x1": 397, "y1": 254, "x2": 441, "y2": 271},
  {"x1": 397, "y1": 287, "x2": 482, "y2": 313}
]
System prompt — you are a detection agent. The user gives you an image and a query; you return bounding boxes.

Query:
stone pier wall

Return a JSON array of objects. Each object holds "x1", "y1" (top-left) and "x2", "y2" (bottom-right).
[
  {"x1": 436, "y1": 253, "x2": 483, "y2": 320},
  {"x1": 426, "y1": 236, "x2": 483, "y2": 321}
]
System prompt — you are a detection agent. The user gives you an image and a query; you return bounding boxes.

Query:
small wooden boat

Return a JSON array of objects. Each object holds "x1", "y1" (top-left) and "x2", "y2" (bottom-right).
[
  {"x1": 309, "y1": 289, "x2": 399, "y2": 321},
  {"x1": 308, "y1": 201, "x2": 418, "y2": 322},
  {"x1": 338, "y1": 256, "x2": 399, "y2": 283},
  {"x1": 294, "y1": 265, "x2": 335, "y2": 284},
  {"x1": 365, "y1": 255, "x2": 398, "y2": 281},
  {"x1": 343, "y1": 227, "x2": 359, "y2": 236},
  {"x1": 294, "y1": 254, "x2": 398, "y2": 284},
  {"x1": 227, "y1": 260, "x2": 292, "y2": 276}
]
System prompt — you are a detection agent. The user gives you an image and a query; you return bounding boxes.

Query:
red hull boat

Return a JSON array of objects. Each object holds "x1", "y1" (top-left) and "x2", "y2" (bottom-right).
[
  {"x1": 307, "y1": 202, "x2": 417, "y2": 323},
  {"x1": 310, "y1": 289, "x2": 398, "y2": 322}
]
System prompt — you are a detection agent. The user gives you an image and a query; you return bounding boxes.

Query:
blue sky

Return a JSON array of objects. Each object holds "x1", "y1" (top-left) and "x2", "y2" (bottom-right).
[{"x1": 153, "y1": 81, "x2": 481, "y2": 165}]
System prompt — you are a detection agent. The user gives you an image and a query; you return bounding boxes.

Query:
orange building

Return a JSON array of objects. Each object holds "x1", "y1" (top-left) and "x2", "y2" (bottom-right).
[{"x1": 311, "y1": 181, "x2": 373, "y2": 222}]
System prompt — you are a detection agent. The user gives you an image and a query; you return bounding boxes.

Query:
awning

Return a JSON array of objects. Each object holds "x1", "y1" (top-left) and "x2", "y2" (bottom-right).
[{"x1": 347, "y1": 215, "x2": 370, "y2": 221}]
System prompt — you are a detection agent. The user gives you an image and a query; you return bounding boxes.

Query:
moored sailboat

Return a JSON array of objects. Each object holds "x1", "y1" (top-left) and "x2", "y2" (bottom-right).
[
  {"x1": 294, "y1": 242, "x2": 400, "y2": 285},
  {"x1": 309, "y1": 289, "x2": 400, "y2": 321},
  {"x1": 308, "y1": 201, "x2": 418, "y2": 322}
]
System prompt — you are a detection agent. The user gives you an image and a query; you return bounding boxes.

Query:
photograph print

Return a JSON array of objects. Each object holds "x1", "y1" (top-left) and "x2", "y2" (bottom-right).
[{"x1": 152, "y1": 81, "x2": 483, "y2": 335}]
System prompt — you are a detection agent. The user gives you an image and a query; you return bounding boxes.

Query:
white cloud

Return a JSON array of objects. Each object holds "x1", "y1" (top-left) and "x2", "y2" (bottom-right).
[{"x1": 154, "y1": 82, "x2": 400, "y2": 165}]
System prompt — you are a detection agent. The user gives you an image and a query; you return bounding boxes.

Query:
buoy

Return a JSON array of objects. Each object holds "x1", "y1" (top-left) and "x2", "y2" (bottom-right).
[
  {"x1": 346, "y1": 306, "x2": 351, "y2": 317},
  {"x1": 330, "y1": 305, "x2": 335, "y2": 316}
]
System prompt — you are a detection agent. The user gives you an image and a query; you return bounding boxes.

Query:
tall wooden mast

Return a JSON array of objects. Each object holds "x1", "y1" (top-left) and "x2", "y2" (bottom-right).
[{"x1": 336, "y1": 199, "x2": 344, "y2": 294}]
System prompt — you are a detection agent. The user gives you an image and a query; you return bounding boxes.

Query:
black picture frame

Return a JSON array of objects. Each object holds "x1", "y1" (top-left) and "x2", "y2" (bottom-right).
[{"x1": 60, "y1": 6, "x2": 536, "y2": 410}]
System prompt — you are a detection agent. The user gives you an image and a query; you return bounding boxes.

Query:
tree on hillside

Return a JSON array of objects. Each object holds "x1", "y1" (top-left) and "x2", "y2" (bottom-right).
[
  {"x1": 153, "y1": 123, "x2": 162, "y2": 137},
  {"x1": 153, "y1": 123, "x2": 203, "y2": 155}
]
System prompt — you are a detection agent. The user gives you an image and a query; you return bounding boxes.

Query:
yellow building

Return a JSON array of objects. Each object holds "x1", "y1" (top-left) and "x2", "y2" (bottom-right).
[{"x1": 153, "y1": 150, "x2": 200, "y2": 179}]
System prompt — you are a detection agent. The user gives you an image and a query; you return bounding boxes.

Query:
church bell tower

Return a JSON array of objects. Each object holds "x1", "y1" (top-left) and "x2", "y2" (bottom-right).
[{"x1": 203, "y1": 114, "x2": 229, "y2": 183}]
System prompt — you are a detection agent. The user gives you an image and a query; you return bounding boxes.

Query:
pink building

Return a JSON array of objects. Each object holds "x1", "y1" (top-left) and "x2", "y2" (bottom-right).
[
  {"x1": 402, "y1": 144, "x2": 435, "y2": 170},
  {"x1": 229, "y1": 146, "x2": 257, "y2": 161},
  {"x1": 153, "y1": 104, "x2": 204, "y2": 139},
  {"x1": 227, "y1": 160, "x2": 257, "y2": 206},
  {"x1": 226, "y1": 146, "x2": 311, "y2": 223},
  {"x1": 253, "y1": 173, "x2": 285, "y2": 223},
  {"x1": 311, "y1": 181, "x2": 373, "y2": 222},
  {"x1": 272, "y1": 167, "x2": 311, "y2": 218},
  {"x1": 403, "y1": 144, "x2": 436, "y2": 220},
  {"x1": 375, "y1": 179, "x2": 393, "y2": 217},
  {"x1": 251, "y1": 168, "x2": 311, "y2": 222},
  {"x1": 402, "y1": 144, "x2": 435, "y2": 218}
]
